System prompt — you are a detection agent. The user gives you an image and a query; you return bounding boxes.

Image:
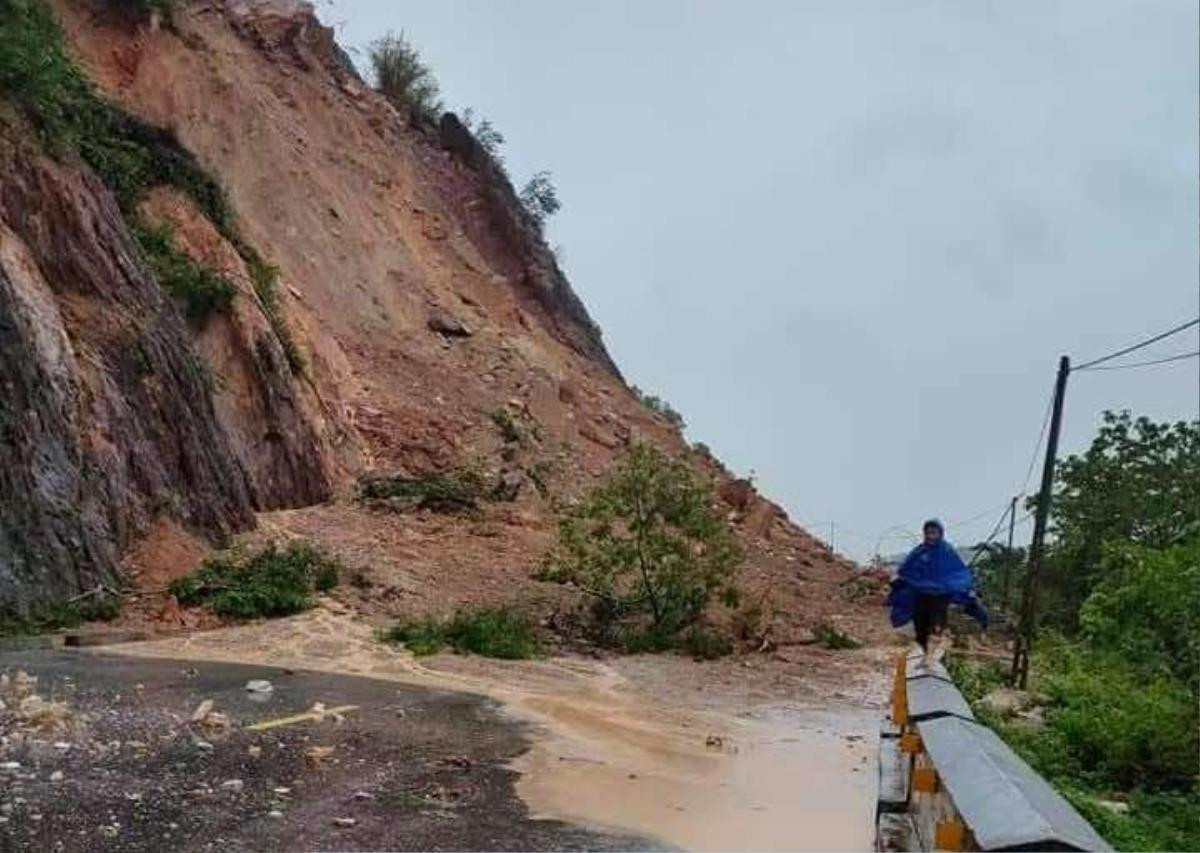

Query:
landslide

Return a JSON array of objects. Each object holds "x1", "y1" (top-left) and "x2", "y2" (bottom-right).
[{"x1": 0, "y1": 0, "x2": 881, "y2": 646}]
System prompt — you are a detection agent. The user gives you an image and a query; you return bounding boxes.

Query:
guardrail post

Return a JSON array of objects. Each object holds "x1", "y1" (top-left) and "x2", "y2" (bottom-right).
[{"x1": 891, "y1": 650, "x2": 908, "y2": 728}]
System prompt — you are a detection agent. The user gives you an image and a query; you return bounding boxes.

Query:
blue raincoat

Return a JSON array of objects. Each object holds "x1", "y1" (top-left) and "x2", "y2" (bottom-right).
[{"x1": 887, "y1": 521, "x2": 988, "y2": 629}]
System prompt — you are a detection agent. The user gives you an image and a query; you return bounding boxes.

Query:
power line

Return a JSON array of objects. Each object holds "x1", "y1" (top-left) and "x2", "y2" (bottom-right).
[
  {"x1": 1075, "y1": 349, "x2": 1199, "y2": 372},
  {"x1": 1020, "y1": 383, "x2": 1056, "y2": 495},
  {"x1": 1073, "y1": 317, "x2": 1200, "y2": 371},
  {"x1": 947, "y1": 502, "x2": 1014, "y2": 530}
]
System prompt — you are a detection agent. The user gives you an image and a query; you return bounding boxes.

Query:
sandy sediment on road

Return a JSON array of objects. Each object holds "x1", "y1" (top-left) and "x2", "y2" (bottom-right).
[{"x1": 105, "y1": 607, "x2": 889, "y2": 851}]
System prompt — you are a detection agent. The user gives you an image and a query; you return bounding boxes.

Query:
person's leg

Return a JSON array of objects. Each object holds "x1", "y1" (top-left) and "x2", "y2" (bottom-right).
[
  {"x1": 926, "y1": 595, "x2": 951, "y2": 663},
  {"x1": 913, "y1": 595, "x2": 932, "y2": 653}
]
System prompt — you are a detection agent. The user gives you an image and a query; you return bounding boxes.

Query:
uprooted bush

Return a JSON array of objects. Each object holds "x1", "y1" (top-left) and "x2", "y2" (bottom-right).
[
  {"x1": 357, "y1": 470, "x2": 484, "y2": 513},
  {"x1": 539, "y1": 443, "x2": 741, "y2": 655},
  {"x1": 169, "y1": 542, "x2": 339, "y2": 619},
  {"x1": 381, "y1": 606, "x2": 540, "y2": 660}
]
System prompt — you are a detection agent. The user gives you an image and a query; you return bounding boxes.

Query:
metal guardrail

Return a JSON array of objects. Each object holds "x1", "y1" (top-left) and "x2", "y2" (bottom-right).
[{"x1": 875, "y1": 650, "x2": 1112, "y2": 852}]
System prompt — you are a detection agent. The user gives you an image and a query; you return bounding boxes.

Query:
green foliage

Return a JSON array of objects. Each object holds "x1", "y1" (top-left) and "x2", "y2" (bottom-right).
[
  {"x1": 1033, "y1": 644, "x2": 1197, "y2": 791},
  {"x1": 954, "y1": 651, "x2": 1200, "y2": 850},
  {"x1": 955, "y1": 411, "x2": 1200, "y2": 850},
  {"x1": 131, "y1": 221, "x2": 235, "y2": 321},
  {"x1": 970, "y1": 544, "x2": 1025, "y2": 616},
  {"x1": 630, "y1": 386, "x2": 686, "y2": 430},
  {"x1": 489, "y1": 408, "x2": 524, "y2": 444},
  {"x1": 169, "y1": 542, "x2": 339, "y2": 619},
  {"x1": 358, "y1": 470, "x2": 483, "y2": 513},
  {"x1": 461, "y1": 108, "x2": 505, "y2": 162},
  {"x1": 1067, "y1": 788, "x2": 1200, "y2": 853},
  {"x1": 944, "y1": 655, "x2": 1007, "y2": 704},
  {"x1": 369, "y1": 32, "x2": 442, "y2": 124},
  {"x1": 244, "y1": 249, "x2": 303, "y2": 374},
  {"x1": 0, "y1": 0, "x2": 309, "y2": 366},
  {"x1": 1042, "y1": 411, "x2": 1199, "y2": 624},
  {"x1": 0, "y1": 590, "x2": 121, "y2": 635},
  {"x1": 0, "y1": 0, "x2": 232, "y2": 223},
  {"x1": 541, "y1": 443, "x2": 741, "y2": 651},
  {"x1": 812, "y1": 622, "x2": 862, "y2": 650},
  {"x1": 518, "y1": 170, "x2": 561, "y2": 231},
  {"x1": 381, "y1": 606, "x2": 540, "y2": 659},
  {"x1": 1078, "y1": 537, "x2": 1199, "y2": 692}
]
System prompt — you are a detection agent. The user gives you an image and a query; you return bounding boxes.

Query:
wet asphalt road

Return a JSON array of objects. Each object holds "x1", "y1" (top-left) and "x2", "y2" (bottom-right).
[{"x1": 0, "y1": 650, "x2": 658, "y2": 852}]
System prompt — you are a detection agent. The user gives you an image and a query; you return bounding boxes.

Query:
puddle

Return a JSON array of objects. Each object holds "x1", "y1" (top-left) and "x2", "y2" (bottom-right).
[{"x1": 106, "y1": 609, "x2": 879, "y2": 850}]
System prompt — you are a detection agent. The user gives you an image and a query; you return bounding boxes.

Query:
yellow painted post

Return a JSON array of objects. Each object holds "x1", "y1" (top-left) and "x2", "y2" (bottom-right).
[
  {"x1": 934, "y1": 818, "x2": 967, "y2": 851},
  {"x1": 912, "y1": 766, "x2": 938, "y2": 793},
  {"x1": 891, "y1": 650, "x2": 908, "y2": 727}
]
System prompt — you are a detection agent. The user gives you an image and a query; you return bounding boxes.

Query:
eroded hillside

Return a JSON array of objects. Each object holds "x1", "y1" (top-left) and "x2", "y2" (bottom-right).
[{"x1": 1, "y1": 0, "x2": 878, "y2": 646}]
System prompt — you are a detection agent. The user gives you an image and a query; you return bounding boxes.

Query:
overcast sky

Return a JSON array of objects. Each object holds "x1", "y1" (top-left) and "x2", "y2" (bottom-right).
[{"x1": 319, "y1": 1, "x2": 1199, "y2": 560}]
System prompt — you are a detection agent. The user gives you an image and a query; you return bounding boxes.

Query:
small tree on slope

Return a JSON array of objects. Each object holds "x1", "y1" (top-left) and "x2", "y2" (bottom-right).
[{"x1": 541, "y1": 443, "x2": 741, "y2": 649}]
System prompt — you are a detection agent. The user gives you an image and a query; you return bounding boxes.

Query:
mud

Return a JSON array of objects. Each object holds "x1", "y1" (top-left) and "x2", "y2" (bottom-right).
[{"x1": 106, "y1": 606, "x2": 887, "y2": 851}]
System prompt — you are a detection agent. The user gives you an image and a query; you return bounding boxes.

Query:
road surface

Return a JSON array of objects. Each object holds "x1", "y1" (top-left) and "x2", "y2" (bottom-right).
[{"x1": 0, "y1": 650, "x2": 657, "y2": 852}]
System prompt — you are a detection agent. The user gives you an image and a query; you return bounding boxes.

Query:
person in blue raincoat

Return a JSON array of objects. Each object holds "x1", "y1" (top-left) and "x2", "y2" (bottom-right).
[{"x1": 887, "y1": 519, "x2": 987, "y2": 666}]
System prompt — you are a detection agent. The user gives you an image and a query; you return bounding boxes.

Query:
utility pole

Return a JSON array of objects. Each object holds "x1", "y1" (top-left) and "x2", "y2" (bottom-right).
[
  {"x1": 1011, "y1": 356, "x2": 1070, "y2": 689},
  {"x1": 1001, "y1": 495, "x2": 1018, "y2": 609},
  {"x1": 830, "y1": 522, "x2": 836, "y2": 554}
]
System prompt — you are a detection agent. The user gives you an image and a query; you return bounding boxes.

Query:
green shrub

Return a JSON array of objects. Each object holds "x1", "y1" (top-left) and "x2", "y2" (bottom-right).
[
  {"x1": 945, "y1": 656, "x2": 1007, "y2": 704},
  {"x1": 381, "y1": 606, "x2": 540, "y2": 659},
  {"x1": 1035, "y1": 647, "x2": 1196, "y2": 791},
  {"x1": 358, "y1": 470, "x2": 483, "y2": 513},
  {"x1": 629, "y1": 386, "x2": 686, "y2": 429},
  {"x1": 169, "y1": 542, "x2": 339, "y2": 619},
  {"x1": 1067, "y1": 788, "x2": 1200, "y2": 853},
  {"x1": 0, "y1": 590, "x2": 121, "y2": 635},
  {"x1": 369, "y1": 32, "x2": 441, "y2": 124},
  {"x1": 1079, "y1": 538, "x2": 1199, "y2": 691},
  {"x1": 680, "y1": 625, "x2": 733, "y2": 660},
  {"x1": 812, "y1": 622, "x2": 862, "y2": 650},
  {"x1": 489, "y1": 408, "x2": 524, "y2": 445},
  {"x1": 541, "y1": 443, "x2": 741, "y2": 652},
  {"x1": 131, "y1": 221, "x2": 235, "y2": 320}
]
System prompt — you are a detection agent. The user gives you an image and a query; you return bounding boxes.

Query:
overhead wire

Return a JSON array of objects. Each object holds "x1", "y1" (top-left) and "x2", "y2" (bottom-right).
[
  {"x1": 1075, "y1": 350, "x2": 1199, "y2": 372},
  {"x1": 1072, "y1": 317, "x2": 1199, "y2": 371},
  {"x1": 831, "y1": 320, "x2": 1196, "y2": 560}
]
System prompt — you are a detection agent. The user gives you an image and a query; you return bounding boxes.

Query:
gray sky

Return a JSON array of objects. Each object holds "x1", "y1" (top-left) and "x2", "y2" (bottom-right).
[{"x1": 320, "y1": 1, "x2": 1199, "y2": 560}]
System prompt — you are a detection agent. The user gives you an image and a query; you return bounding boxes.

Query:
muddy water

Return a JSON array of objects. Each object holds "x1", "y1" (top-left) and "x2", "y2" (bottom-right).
[{"x1": 107, "y1": 608, "x2": 880, "y2": 850}]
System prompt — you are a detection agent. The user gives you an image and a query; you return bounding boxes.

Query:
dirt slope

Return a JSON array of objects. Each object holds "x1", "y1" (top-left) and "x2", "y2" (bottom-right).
[{"x1": 9, "y1": 0, "x2": 882, "y2": 645}]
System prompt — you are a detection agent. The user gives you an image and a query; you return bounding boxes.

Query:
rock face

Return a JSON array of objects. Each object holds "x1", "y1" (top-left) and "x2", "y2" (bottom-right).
[
  {"x1": 437, "y1": 112, "x2": 619, "y2": 376},
  {"x1": 0, "y1": 0, "x2": 869, "y2": 634},
  {"x1": 0, "y1": 146, "x2": 255, "y2": 615}
]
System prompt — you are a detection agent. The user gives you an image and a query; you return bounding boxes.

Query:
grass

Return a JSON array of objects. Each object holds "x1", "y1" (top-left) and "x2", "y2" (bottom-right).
[
  {"x1": 358, "y1": 470, "x2": 483, "y2": 513},
  {"x1": 169, "y1": 542, "x2": 339, "y2": 619},
  {"x1": 381, "y1": 606, "x2": 540, "y2": 659},
  {"x1": 131, "y1": 221, "x2": 235, "y2": 321}
]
